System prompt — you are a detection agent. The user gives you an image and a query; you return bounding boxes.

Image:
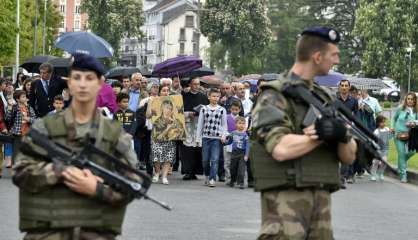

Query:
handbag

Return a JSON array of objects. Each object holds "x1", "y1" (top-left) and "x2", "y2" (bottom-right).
[{"x1": 397, "y1": 132, "x2": 410, "y2": 141}]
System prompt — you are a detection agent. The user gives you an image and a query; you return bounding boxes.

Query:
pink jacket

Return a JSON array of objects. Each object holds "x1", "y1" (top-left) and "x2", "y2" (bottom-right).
[{"x1": 96, "y1": 83, "x2": 118, "y2": 113}]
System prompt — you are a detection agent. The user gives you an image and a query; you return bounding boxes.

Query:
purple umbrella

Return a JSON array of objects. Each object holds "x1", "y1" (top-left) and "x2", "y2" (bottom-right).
[
  {"x1": 152, "y1": 56, "x2": 202, "y2": 78},
  {"x1": 314, "y1": 71, "x2": 347, "y2": 87}
]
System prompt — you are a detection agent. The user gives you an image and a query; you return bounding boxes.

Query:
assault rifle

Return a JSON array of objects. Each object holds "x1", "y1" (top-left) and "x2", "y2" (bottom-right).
[
  {"x1": 282, "y1": 83, "x2": 397, "y2": 174},
  {"x1": 21, "y1": 128, "x2": 172, "y2": 210}
]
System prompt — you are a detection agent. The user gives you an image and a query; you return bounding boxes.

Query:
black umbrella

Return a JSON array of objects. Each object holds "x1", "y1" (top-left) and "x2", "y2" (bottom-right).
[
  {"x1": 189, "y1": 66, "x2": 214, "y2": 78},
  {"x1": 48, "y1": 57, "x2": 72, "y2": 77},
  {"x1": 20, "y1": 55, "x2": 57, "y2": 73},
  {"x1": 105, "y1": 66, "x2": 141, "y2": 79},
  {"x1": 139, "y1": 66, "x2": 152, "y2": 77}
]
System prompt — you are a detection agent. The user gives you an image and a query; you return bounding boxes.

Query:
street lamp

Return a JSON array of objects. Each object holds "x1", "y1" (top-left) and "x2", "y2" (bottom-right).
[{"x1": 406, "y1": 43, "x2": 415, "y2": 93}]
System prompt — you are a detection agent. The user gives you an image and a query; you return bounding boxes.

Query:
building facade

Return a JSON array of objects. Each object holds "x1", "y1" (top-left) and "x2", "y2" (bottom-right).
[
  {"x1": 119, "y1": 0, "x2": 209, "y2": 68},
  {"x1": 53, "y1": 0, "x2": 88, "y2": 34}
]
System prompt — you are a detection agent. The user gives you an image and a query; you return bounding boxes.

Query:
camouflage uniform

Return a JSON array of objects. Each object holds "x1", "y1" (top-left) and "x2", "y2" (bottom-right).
[
  {"x1": 251, "y1": 74, "x2": 340, "y2": 240},
  {"x1": 13, "y1": 108, "x2": 138, "y2": 240}
]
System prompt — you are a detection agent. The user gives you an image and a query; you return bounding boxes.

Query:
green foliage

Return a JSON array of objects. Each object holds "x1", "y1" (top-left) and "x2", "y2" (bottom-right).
[
  {"x1": 354, "y1": 0, "x2": 418, "y2": 90},
  {"x1": 0, "y1": 0, "x2": 62, "y2": 66},
  {"x1": 263, "y1": 0, "x2": 361, "y2": 74},
  {"x1": 81, "y1": 0, "x2": 144, "y2": 64},
  {"x1": 201, "y1": 0, "x2": 271, "y2": 75}
]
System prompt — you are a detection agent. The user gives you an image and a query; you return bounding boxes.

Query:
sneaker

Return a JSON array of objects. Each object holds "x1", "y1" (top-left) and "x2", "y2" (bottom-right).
[
  {"x1": 209, "y1": 179, "x2": 216, "y2": 187},
  {"x1": 190, "y1": 175, "x2": 198, "y2": 180},
  {"x1": 378, "y1": 173, "x2": 385, "y2": 181},
  {"x1": 346, "y1": 177, "x2": 354, "y2": 184},
  {"x1": 152, "y1": 175, "x2": 159, "y2": 183},
  {"x1": 228, "y1": 182, "x2": 235, "y2": 188},
  {"x1": 162, "y1": 177, "x2": 169, "y2": 185},
  {"x1": 401, "y1": 177, "x2": 408, "y2": 183},
  {"x1": 340, "y1": 179, "x2": 347, "y2": 189},
  {"x1": 370, "y1": 175, "x2": 377, "y2": 181},
  {"x1": 204, "y1": 176, "x2": 209, "y2": 186},
  {"x1": 239, "y1": 184, "x2": 245, "y2": 189},
  {"x1": 183, "y1": 174, "x2": 192, "y2": 180}
]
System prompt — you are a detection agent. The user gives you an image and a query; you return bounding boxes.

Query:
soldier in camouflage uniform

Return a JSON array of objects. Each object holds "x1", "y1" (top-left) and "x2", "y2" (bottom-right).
[
  {"x1": 13, "y1": 53, "x2": 138, "y2": 240},
  {"x1": 251, "y1": 27, "x2": 358, "y2": 240}
]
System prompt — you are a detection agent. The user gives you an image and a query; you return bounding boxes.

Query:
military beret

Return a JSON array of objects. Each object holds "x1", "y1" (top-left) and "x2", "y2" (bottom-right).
[
  {"x1": 301, "y1": 27, "x2": 341, "y2": 44},
  {"x1": 71, "y1": 53, "x2": 105, "y2": 76}
]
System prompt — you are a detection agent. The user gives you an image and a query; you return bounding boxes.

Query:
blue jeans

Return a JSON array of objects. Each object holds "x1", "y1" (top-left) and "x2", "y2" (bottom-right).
[{"x1": 202, "y1": 138, "x2": 222, "y2": 181}]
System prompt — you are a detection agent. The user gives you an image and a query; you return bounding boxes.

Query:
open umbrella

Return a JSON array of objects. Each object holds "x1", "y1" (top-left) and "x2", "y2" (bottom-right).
[
  {"x1": 238, "y1": 74, "x2": 261, "y2": 81},
  {"x1": 20, "y1": 55, "x2": 57, "y2": 73},
  {"x1": 200, "y1": 75, "x2": 223, "y2": 86},
  {"x1": 105, "y1": 66, "x2": 141, "y2": 78},
  {"x1": 189, "y1": 66, "x2": 214, "y2": 78},
  {"x1": 348, "y1": 77, "x2": 387, "y2": 90},
  {"x1": 152, "y1": 56, "x2": 202, "y2": 78},
  {"x1": 314, "y1": 71, "x2": 346, "y2": 87},
  {"x1": 55, "y1": 31, "x2": 114, "y2": 58},
  {"x1": 48, "y1": 57, "x2": 72, "y2": 77}
]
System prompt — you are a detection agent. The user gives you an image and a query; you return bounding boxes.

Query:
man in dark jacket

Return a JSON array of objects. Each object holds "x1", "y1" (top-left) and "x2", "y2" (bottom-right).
[{"x1": 29, "y1": 63, "x2": 67, "y2": 117}]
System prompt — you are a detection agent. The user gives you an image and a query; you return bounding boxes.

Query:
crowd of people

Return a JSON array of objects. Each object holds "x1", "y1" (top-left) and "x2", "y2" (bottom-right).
[
  {"x1": 0, "y1": 64, "x2": 264, "y2": 189},
  {"x1": 0, "y1": 61, "x2": 416, "y2": 188},
  {"x1": 337, "y1": 79, "x2": 417, "y2": 186}
]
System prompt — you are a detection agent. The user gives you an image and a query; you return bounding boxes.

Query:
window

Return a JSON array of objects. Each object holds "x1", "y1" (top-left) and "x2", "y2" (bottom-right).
[
  {"x1": 60, "y1": 20, "x2": 65, "y2": 28},
  {"x1": 179, "y1": 42, "x2": 185, "y2": 55},
  {"x1": 193, "y1": 42, "x2": 199, "y2": 56},
  {"x1": 193, "y1": 32, "x2": 200, "y2": 42},
  {"x1": 179, "y1": 28, "x2": 186, "y2": 41},
  {"x1": 60, "y1": 4, "x2": 65, "y2": 13},
  {"x1": 185, "y1": 15, "x2": 194, "y2": 28},
  {"x1": 74, "y1": 20, "x2": 80, "y2": 29},
  {"x1": 75, "y1": 5, "x2": 81, "y2": 14}
]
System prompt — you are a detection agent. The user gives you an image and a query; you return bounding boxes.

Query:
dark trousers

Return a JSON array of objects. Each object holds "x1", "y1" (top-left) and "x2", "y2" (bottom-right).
[
  {"x1": 139, "y1": 132, "x2": 153, "y2": 176},
  {"x1": 246, "y1": 158, "x2": 254, "y2": 184},
  {"x1": 340, "y1": 163, "x2": 354, "y2": 179},
  {"x1": 230, "y1": 150, "x2": 246, "y2": 185},
  {"x1": 180, "y1": 144, "x2": 203, "y2": 175},
  {"x1": 218, "y1": 147, "x2": 225, "y2": 179}
]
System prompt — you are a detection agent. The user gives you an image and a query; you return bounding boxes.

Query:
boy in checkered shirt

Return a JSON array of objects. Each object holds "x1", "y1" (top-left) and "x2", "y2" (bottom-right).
[{"x1": 197, "y1": 88, "x2": 228, "y2": 187}]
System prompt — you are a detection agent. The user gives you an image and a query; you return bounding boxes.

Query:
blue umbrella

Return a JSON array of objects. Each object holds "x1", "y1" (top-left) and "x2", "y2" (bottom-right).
[
  {"x1": 314, "y1": 71, "x2": 346, "y2": 87},
  {"x1": 152, "y1": 56, "x2": 202, "y2": 78},
  {"x1": 55, "y1": 31, "x2": 114, "y2": 58}
]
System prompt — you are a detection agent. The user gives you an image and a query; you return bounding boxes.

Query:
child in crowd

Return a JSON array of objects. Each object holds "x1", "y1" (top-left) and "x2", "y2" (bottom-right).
[
  {"x1": 224, "y1": 100, "x2": 242, "y2": 184},
  {"x1": 371, "y1": 115, "x2": 391, "y2": 181},
  {"x1": 114, "y1": 92, "x2": 137, "y2": 136},
  {"x1": 49, "y1": 95, "x2": 65, "y2": 114},
  {"x1": 5, "y1": 90, "x2": 36, "y2": 164},
  {"x1": 225, "y1": 116, "x2": 249, "y2": 189},
  {"x1": 197, "y1": 88, "x2": 228, "y2": 187},
  {"x1": 111, "y1": 81, "x2": 123, "y2": 96}
]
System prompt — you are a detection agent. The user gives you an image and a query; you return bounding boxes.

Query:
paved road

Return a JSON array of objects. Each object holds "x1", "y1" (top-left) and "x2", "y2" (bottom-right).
[{"x1": 1, "y1": 170, "x2": 418, "y2": 240}]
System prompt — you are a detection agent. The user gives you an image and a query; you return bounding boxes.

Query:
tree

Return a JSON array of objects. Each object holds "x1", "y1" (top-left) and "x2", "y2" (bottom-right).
[
  {"x1": 0, "y1": 0, "x2": 61, "y2": 66},
  {"x1": 263, "y1": 0, "x2": 361, "y2": 73},
  {"x1": 354, "y1": 0, "x2": 418, "y2": 90},
  {"x1": 201, "y1": 0, "x2": 272, "y2": 75},
  {"x1": 81, "y1": 0, "x2": 144, "y2": 63},
  {"x1": 0, "y1": 0, "x2": 17, "y2": 65}
]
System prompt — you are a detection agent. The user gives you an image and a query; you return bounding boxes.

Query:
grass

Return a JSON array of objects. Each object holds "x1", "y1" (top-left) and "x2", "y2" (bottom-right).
[{"x1": 388, "y1": 140, "x2": 418, "y2": 171}]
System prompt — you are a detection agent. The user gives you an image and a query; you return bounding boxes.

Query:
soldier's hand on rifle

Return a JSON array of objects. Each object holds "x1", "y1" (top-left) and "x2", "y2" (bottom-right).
[
  {"x1": 62, "y1": 167, "x2": 101, "y2": 197},
  {"x1": 303, "y1": 124, "x2": 320, "y2": 140},
  {"x1": 315, "y1": 117, "x2": 348, "y2": 143}
]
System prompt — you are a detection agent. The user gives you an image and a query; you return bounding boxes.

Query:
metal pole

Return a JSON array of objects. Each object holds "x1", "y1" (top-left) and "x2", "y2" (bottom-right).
[
  {"x1": 15, "y1": 0, "x2": 20, "y2": 83},
  {"x1": 42, "y1": 0, "x2": 47, "y2": 55},
  {"x1": 34, "y1": 0, "x2": 38, "y2": 56},
  {"x1": 408, "y1": 51, "x2": 412, "y2": 93}
]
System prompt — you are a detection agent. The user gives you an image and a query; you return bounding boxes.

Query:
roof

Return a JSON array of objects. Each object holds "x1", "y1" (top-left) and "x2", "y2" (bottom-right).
[
  {"x1": 147, "y1": 0, "x2": 177, "y2": 13},
  {"x1": 162, "y1": 3, "x2": 196, "y2": 24}
]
